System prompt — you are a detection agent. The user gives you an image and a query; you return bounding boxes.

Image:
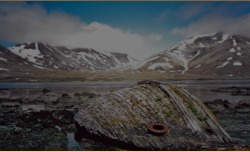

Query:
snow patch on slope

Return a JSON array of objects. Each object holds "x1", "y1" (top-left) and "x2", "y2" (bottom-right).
[
  {"x1": 34, "y1": 65, "x2": 46, "y2": 69},
  {"x1": 185, "y1": 33, "x2": 216, "y2": 44},
  {"x1": 132, "y1": 56, "x2": 159, "y2": 69},
  {"x1": 54, "y1": 65, "x2": 59, "y2": 69},
  {"x1": 0, "y1": 68, "x2": 9, "y2": 70},
  {"x1": 199, "y1": 43, "x2": 206, "y2": 47},
  {"x1": 194, "y1": 64, "x2": 201, "y2": 69},
  {"x1": 229, "y1": 48, "x2": 235, "y2": 53},
  {"x1": 233, "y1": 62, "x2": 242, "y2": 66},
  {"x1": 217, "y1": 62, "x2": 229, "y2": 68},
  {"x1": 233, "y1": 39, "x2": 237, "y2": 46},
  {"x1": 218, "y1": 34, "x2": 228, "y2": 43},
  {"x1": 9, "y1": 43, "x2": 43, "y2": 64},
  {"x1": 0, "y1": 57, "x2": 7, "y2": 61},
  {"x1": 182, "y1": 51, "x2": 200, "y2": 74},
  {"x1": 148, "y1": 62, "x2": 173, "y2": 69},
  {"x1": 127, "y1": 56, "x2": 139, "y2": 66}
]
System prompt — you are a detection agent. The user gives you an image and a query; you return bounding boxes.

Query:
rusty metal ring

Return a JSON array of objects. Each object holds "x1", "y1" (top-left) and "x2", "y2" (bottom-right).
[{"x1": 148, "y1": 123, "x2": 169, "y2": 134}]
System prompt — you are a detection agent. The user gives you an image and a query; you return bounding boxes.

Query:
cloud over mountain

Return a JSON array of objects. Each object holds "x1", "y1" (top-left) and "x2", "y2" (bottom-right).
[
  {"x1": 171, "y1": 14, "x2": 250, "y2": 38},
  {"x1": 170, "y1": 2, "x2": 250, "y2": 38},
  {"x1": 0, "y1": 2, "x2": 161, "y2": 59}
]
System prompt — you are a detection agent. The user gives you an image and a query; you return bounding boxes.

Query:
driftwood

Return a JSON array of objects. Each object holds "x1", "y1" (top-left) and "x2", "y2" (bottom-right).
[{"x1": 74, "y1": 80, "x2": 233, "y2": 150}]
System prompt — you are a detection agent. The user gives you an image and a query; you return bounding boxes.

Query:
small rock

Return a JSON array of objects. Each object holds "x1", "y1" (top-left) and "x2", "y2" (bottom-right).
[
  {"x1": 200, "y1": 146, "x2": 210, "y2": 149},
  {"x1": 65, "y1": 124, "x2": 77, "y2": 133},
  {"x1": 25, "y1": 128, "x2": 32, "y2": 133},
  {"x1": 55, "y1": 125, "x2": 61, "y2": 132},
  {"x1": 42, "y1": 88, "x2": 51, "y2": 94},
  {"x1": 14, "y1": 127, "x2": 23, "y2": 133},
  {"x1": 62, "y1": 94, "x2": 69, "y2": 97},
  {"x1": 217, "y1": 147, "x2": 227, "y2": 151}
]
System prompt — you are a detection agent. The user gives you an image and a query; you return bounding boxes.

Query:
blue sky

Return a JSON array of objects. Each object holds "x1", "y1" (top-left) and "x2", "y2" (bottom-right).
[{"x1": 0, "y1": 1, "x2": 250, "y2": 59}]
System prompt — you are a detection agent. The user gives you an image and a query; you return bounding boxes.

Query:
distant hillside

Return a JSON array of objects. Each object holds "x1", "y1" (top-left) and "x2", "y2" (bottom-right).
[
  {"x1": 131, "y1": 32, "x2": 250, "y2": 77},
  {"x1": 4, "y1": 42, "x2": 139, "y2": 71}
]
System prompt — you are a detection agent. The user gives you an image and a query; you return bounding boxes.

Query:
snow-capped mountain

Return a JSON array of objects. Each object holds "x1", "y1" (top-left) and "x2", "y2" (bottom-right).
[
  {"x1": 0, "y1": 44, "x2": 31, "y2": 71},
  {"x1": 131, "y1": 32, "x2": 250, "y2": 77},
  {"x1": 2, "y1": 32, "x2": 250, "y2": 78},
  {"x1": 8, "y1": 42, "x2": 139, "y2": 71}
]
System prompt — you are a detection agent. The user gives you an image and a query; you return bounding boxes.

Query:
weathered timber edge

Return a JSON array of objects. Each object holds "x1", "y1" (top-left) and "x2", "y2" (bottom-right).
[{"x1": 74, "y1": 80, "x2": 233, "y2": 150}]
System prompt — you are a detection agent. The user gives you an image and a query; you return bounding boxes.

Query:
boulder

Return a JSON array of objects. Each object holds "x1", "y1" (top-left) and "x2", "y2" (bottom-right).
[
  {"x1": 38, "y1": 92, "x2": 58, "y2": 103},
  {"x1": 57, "y1": 94, "x2": 73, "y2": 103}
]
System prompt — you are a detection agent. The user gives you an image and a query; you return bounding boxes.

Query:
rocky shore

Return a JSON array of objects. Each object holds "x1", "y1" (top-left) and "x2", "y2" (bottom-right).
[
  {"x1": 0, "y1": 88, "x2": 124, "y2": 151},
  {"x1": 211, "y1": 86, "x2": 250, "y2": 95},
  {"x1": 204, "y1": 99, "x2": 250, "y2": 146},
  {"x1": 0, "y1": 83, "x2": 250, "y2": 150}
]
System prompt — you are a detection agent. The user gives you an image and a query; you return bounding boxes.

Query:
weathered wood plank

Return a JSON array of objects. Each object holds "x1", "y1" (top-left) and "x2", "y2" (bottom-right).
[{"x1": 74, "y1": 81, "x2": 233, "y2": 150}]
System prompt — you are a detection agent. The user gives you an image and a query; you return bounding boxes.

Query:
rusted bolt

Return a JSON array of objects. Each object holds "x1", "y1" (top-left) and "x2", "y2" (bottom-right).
[
  {"x1": 204, "y1": 127, "x2": 214, "y2": 134},
  {"x1": 148, "y1": 123, "x2": 169, "y2": 134}
]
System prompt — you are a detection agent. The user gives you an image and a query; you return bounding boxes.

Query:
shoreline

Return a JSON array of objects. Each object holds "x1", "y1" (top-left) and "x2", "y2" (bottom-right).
[{"x1": 0, "y1": 81, "x2": 250, "y2": 150}]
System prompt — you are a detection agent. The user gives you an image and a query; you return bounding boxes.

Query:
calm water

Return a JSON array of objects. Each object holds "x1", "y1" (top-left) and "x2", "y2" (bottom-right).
[
  {"x1": 67, "y1": 133, "x2": 84, "y2": 151},
  {"x1": 1, "y1": 80, "x2": 250, "y2": 103},
  {"x1": 1, "y1": 80, "x2": 250, "y2": 88},
  {"x1": 172, "y1": 80, "x2": 250, "y2": 104},
  {"x1": 0, "y1": 81, "x2": 138, "y2": 88}
]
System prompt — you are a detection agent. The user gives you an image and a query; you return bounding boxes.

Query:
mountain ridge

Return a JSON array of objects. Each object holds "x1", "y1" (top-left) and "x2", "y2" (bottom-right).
[
  {"x1": 1, "y1": 32, "x2": 250, "y2": 80},
  {"x1": 130, "y1": 32, "x2": 250, "y2": 77},
  {"x1": 5, "y1": 42, "x2": 139, "y2": 71}
]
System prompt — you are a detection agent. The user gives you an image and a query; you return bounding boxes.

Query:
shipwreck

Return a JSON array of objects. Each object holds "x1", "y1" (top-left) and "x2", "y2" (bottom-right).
[{"x1": 74, "y1": 81, "x2": 235, "y2": 150}]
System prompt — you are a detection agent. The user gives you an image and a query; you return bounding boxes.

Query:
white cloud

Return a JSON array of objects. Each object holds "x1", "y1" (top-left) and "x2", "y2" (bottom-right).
[
  {"x1": 153, "y1": 11, "x2": 169, "y2": 22},
  {"x1": 170, "y1": 2, "x2": 250, "y2": 38},
  {"x1": 62, "y1": 22, "x2": 146, "y2": 57},
  {"x1": 0, "y1": 2, "x2": 160, "y2": 60},
  {"x1": 179, "y1": 2, "x2": 213, "y2": 20},
  {"x1": 147, "y1": 33, "x2": 162, "y2": 42},
  {"x1": 0, "y1": 2, "x2": 83, "y2": 44},
  {"x1": 153, "y1": 2, "x2": 214, "y2": 23},
  {"x1": 171, "y1": 14, "x2": 250, "y2": 38}
]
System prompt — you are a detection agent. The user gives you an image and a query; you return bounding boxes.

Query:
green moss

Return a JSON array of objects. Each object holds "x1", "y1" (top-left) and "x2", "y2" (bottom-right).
[
  {"x1": 164, "y1": 94, "x2": 169, "y2": 98},
  {"x1": 169, "y1": 85, "x2": 182, "y2": 97},
  {"x1": 169, "y1": 84, "x2": 218, "y2": 123},
  {"x1": 203, "y1": 117, "x2": 208, "y2": 121},
  {"x1": 188, "y1": 103, "x2": 198, "y2": 115},
  {"x1": 117, "y1": 127, "x2": 122, "y2": 132},
  {"x1": 163, "y1": 104, "x2": 167, "y2": 107},
  {"x1": 194, "y1": 99, "x2": 218, "y2": 122},
  {"x1": 111, "y1": 120, "x2": 118, "y2": 126},
  {"x1": 197, "y1": 116, "x2": 203, "y2": 121},
  {"x1": 155, "y1": 97, "x2": 162, "y2": 102},
  {"x1": 166, "y1": 112, "x2": 171, "y2": 117}
]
